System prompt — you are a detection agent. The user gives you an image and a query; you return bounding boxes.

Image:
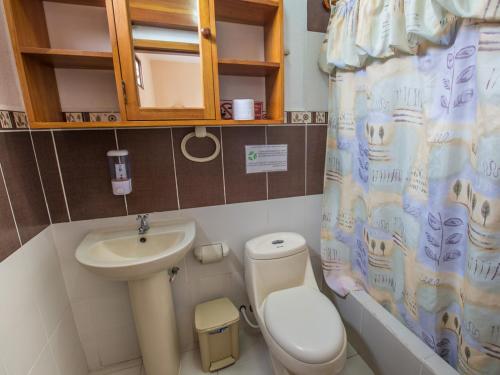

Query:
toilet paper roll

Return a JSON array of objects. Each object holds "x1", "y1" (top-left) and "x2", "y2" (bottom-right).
[
  {"x1": 233, "y1": 99, "x2": 255, "y2": 120},
  {"x1": 194, "y1": 242, "x2": 229, "y2": 264}
]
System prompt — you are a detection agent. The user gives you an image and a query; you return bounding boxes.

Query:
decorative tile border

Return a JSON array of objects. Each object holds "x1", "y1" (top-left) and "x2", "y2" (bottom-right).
[
  {"x1": 0, "y1": 110, "x2": 327, "y2": 128},
  {"x1": 285, "y1": 111, "x2": 328, "y2": 125},
  {"x1": 65, "y1": 112, "x2": 121, "y2": 123},
  {"x1": 0, "y1": 110, "x2": 28, "y2": 129}
]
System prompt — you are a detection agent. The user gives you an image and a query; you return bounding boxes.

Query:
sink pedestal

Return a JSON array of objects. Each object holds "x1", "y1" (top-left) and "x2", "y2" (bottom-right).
[{"x1": 128, "y1": 271, "x2": 179, "y2": 375}]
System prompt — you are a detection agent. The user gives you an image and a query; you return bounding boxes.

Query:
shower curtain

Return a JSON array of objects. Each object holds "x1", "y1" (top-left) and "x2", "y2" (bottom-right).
[{"x1": 320, "y1": 1, "x2": 500, "y2": 374}]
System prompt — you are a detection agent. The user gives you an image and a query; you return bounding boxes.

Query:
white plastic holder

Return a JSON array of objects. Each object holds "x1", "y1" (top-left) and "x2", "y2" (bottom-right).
[
  {"x1": 194, "y1": 242, "x2": 229, "y2": 264},
  {"x1": 181, "y1": 127, "x2": 221, "y2": 163}
]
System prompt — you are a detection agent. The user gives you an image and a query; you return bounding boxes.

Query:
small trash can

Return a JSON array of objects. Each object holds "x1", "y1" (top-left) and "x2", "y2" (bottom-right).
[{"x1": 195, "y1": 297, "x2": 240, "y2": 372}]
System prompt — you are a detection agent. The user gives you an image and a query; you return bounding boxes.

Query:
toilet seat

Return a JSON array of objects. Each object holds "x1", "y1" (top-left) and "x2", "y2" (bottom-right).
[{"x1": 264, "y1": 286, "x2": 345, "y2": 365}]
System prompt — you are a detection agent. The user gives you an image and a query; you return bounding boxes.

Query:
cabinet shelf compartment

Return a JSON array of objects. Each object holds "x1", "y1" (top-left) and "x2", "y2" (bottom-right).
[
  {"x1": 20, "y1": 47, "x2": 114, "y2": 69},
  {"x1": 215, "y1": 0, "x2": 279, "y2": 25},
  {"x1": 218, "y1": 59, "x2": 279, "y2": 77}
]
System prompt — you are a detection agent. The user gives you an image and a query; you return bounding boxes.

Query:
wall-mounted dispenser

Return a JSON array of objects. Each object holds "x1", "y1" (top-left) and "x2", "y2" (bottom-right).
[{"x1": 107, "y1": 150, "x2": 132, "y2": 195}]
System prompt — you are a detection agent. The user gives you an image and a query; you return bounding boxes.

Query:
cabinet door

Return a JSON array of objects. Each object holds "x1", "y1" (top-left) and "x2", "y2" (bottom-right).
[{"x1": 113, "y1": 0, "x2": 216, "y2": 120}]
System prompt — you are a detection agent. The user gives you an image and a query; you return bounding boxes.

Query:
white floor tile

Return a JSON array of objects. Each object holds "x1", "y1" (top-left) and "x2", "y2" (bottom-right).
[
  {"x1": 108, "y1": 366, "x2": 141, "y2": 375},
  {"x1": 179, "y1": 350, "x2": 206, "y2": 375},
  {"x1": 176, "y1": 327, "x2": 370, "y2": 375},
  {"x1": 346, "y1": 343, "x2": 357, "y2": 359},
  {"x1": 340, "y1": 355, "x2": 374, "y2": 375}
]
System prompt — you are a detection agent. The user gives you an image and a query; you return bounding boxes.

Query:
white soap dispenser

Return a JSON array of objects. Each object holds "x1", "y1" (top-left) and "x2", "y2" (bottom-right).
[{"x1": 107, "y1": 150, "x2": 132, "y2": 195}]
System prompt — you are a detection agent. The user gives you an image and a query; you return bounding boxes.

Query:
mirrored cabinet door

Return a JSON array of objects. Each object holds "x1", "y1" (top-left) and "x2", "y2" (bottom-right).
[{"x1": 112, "y1": 0, "x2": 216, "y2": 120}]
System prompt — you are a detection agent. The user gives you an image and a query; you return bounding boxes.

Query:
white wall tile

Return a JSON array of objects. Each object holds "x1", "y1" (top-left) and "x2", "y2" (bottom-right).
[
  {"x1": 96, "y1": 324, "x2": 140, "y2": 367},
  {"x1": 0, "y1": 229, "x2": 84, "y2": 375},
  {"x1": 29, "y1": 345, "x2": 60, "y2": 375},
  {"x1": 0, "y1": 233, "x2": 58, "y2": 375},
  {"x1": 49, "y1": 308, "x2": 88, "y2": 375},
  {"x1": 359, "y1": 307, "x2": 422, "y2": 375},
  {"x1": 421, "y1": 354, "x2": 458, "y2": 375},
  {"x1": 267, "y1": 196, "x2": 306, "y2": 235},
  {"x1": 304, "y1": 194, "x2": 323, "y2": 256},
  {"x1": 328, "y1": 291, "x2": 363, "y2": 335},
  {"x1": 176, "y1": 308, "x2": 196, "y2": 353},
  {"x1": 351, "y1": 291, "x2": 436, "y2": 362},
  {"x1": 28, "y1": 230, "x2": 70, "y2": 336}
]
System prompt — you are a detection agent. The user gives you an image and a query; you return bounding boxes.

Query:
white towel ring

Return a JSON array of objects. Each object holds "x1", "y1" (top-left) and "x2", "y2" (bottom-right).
[{"x1": 181, "y1": 127, "x2": 221, "y2": 163}]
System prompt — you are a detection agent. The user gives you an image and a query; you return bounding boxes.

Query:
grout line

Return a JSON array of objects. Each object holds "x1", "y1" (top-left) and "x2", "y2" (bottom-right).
[
  {"x1": 0, "y1": 161, "x2": 22, "y2": 246},
  {"x1": 219, "y1": 126, "x2": 227, "y2": 205},
  {"x1": 114, "y1": 129, "x2": 129, "y2": 216},
  {"x1": 51, "y1": 131, "x2": 72, "y2": 222},
  {"x1": 28, "y1": 130, "x2": 52, "y2": 224},
  {"x1": 265, "y1": 125, "x2": 269, "y2": 201},
  {"x1": 170, "y1": 128, "x2": 181, "y2": 210}
]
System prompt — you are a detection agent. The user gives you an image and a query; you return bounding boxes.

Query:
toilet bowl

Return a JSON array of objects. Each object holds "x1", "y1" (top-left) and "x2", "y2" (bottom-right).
[{"x1": 244, "y1": 233, "x2": 347, "y2": 375}]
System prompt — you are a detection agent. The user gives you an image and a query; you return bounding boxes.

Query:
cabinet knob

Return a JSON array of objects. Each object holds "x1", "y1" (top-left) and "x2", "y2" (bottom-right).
[{"x1": 200, "y1": 28, "x2": 211, "y2": 38}]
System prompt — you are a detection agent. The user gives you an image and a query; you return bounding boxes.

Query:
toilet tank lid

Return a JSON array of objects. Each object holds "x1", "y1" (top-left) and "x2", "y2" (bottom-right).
[{"x1": 245, "y1": 232, "x2": 307, "y2": 260}]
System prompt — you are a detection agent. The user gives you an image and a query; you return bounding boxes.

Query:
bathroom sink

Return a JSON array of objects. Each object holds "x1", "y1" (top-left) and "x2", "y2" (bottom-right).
[{"x1": 76, "y1": 220, "x2": 195, "y2": 281}]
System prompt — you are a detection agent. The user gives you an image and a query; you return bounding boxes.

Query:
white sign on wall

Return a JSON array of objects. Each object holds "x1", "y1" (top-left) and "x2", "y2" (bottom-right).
[{"x1": 245, "y1": 145, "x2": 288, "y2": 174}]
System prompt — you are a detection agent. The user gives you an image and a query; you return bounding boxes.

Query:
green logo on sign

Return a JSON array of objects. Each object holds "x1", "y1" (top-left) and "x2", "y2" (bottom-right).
[{"x1": 248, "y1": 151, "x2": 257, "y2": 161}]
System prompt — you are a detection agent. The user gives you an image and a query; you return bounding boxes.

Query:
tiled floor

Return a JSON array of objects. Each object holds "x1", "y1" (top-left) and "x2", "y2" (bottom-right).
[{"x1": 101, "y1": 327, "x2": 373, "y2": 375}]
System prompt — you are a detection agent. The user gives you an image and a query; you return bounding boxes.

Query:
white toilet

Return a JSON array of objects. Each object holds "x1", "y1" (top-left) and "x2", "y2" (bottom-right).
[{"x1": 244, "y1": 232, "x2": 347, "y2": 375}]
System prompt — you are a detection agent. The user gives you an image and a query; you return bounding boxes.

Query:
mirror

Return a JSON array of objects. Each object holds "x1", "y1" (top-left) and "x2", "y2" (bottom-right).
[{"x1": 129, "y1": 0, "x2": 204, "y2": 109}]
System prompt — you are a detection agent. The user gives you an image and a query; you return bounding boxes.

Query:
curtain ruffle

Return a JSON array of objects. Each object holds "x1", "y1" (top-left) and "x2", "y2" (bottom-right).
[{"x1": 320, "y1": 0, "x2": 500, "y2": 73}]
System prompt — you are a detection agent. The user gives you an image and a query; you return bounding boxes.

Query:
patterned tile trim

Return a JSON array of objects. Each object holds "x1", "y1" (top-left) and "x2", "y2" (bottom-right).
[
  {"x1": 0, "y1": 110, "x2": 28, "y2": 129},
  {"x1": 285, "y1": 111, "x2": 328, "y2": 125},
  {"x1": 65, "y1": 112, "x2": 121, "y2": 123},
  {"x1": 0, "y1": 110, "x2": 326, "y2": 127}
]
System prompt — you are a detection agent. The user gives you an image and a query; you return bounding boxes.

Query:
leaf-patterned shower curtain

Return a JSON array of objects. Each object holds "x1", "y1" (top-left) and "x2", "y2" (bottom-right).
[{"x1": 320, "y1": 1, "x2": 500, "y2": 374}]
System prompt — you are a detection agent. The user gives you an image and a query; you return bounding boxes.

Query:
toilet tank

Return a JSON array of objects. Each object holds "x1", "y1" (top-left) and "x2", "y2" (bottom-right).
[{"x1": 244, "y1": 233, "x2": 318, "y2": 309}]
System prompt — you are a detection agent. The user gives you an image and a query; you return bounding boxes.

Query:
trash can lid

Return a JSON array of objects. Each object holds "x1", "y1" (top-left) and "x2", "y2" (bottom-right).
[{"x1": 195, "y1": 297, "x2": 240, "y2": 333}]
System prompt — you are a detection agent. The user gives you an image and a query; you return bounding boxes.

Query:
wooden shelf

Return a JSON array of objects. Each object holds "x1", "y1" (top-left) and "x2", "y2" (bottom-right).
[
  {"x1": 215, "y1": 0, "x2": 279, "y2": 25},
  {"x1": 20, "y1": 47, "x2": 114, "y2": 69},
  {"x1": 44, "y1": 0, "x2": 105, "y2": 6},
  {"x1": 30, "y1": 118, "x2": 284, "y2": 129},
  {"x1": 218, "y1": 59, "x2": 279, "y2": 76},
  {"x1": 134, "y1": 39, "x2": 199, "y2": 54}
]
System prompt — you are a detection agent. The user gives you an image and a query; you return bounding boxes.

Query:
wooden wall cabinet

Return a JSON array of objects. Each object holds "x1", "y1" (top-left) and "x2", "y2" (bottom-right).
[{"x1": 3, "y1": 0, "x2": 284, "y2": 128}]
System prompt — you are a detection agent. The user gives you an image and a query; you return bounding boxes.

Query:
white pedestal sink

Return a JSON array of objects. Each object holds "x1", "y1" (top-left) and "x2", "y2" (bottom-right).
[{"x1": 75, "y1": 220, "x2": 196, "y2": 375}]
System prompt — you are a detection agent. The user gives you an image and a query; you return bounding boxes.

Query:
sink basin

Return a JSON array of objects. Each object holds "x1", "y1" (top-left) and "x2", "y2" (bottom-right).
[
  {"x1": 76, "y1": 220, "x2": 195, "y2": 281},
  {"x1": 75, "y1": 219, "x2": 196, "y2": 375}
]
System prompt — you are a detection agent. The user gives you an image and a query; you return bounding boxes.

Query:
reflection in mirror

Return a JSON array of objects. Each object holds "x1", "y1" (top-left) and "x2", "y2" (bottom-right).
[{"x1": 130, "y1": 0, "x2": 203, "y2": 109}]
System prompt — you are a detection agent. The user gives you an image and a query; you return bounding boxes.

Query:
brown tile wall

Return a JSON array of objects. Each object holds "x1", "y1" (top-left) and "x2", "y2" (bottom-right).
[
  {"x1": 0, "y1": 114, "x2": 328, "y2": 262},
  {"x1": 33, "y1": 122, "x2": 327, "y2": 224},
  {"x1": 307, "y1": 0, "x2": 331, "y2": 33},
  {"x1": 0, "y1": 131, "x2": 51, "y2": 261}
]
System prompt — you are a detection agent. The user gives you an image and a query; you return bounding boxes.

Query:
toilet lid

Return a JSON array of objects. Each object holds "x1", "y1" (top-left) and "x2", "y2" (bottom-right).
[{"x1": 264, "y1": 286, "x2": 345, "y2": 364}]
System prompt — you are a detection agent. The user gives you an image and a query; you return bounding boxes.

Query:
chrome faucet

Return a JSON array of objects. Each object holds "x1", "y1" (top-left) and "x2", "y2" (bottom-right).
[{"x1": 137, "y1": 214, "x2": 150, "y2": 235}]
